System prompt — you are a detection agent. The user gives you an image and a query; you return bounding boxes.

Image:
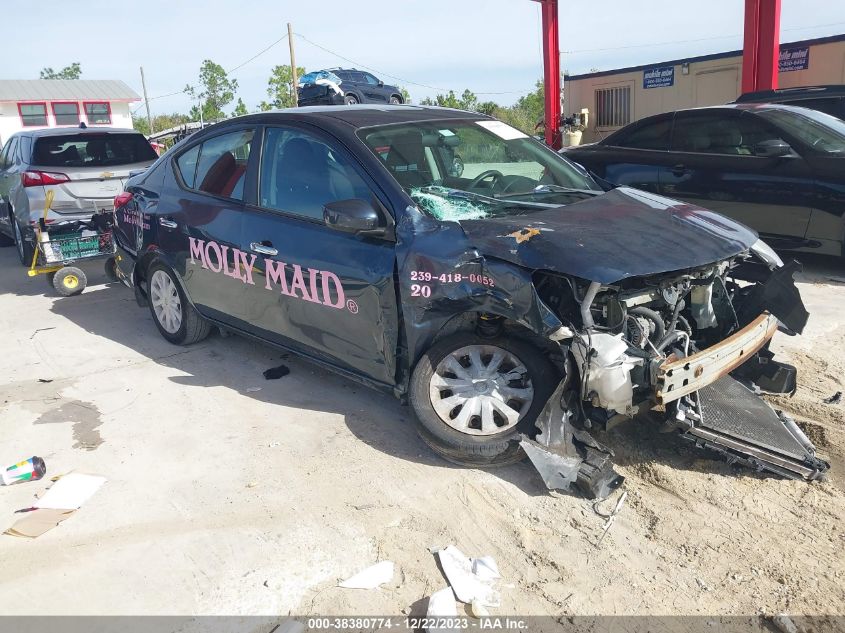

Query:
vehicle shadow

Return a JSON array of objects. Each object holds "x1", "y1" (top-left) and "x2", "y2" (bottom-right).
[
  {"x1": 793, "y1": 252, "x2": 845, "y2": 285},
  {"x1": 47, "y1": 280, "x2": 551, "y2": 496}
]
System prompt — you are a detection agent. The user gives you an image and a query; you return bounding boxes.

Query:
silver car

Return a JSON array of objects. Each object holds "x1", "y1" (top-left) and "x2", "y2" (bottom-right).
[{"x1": 0, "y1": 127, "x2": 157, "y2": 266}]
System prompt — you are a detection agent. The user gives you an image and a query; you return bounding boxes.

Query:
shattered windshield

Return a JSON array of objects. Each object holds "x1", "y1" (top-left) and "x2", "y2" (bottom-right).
[{"x1": 358, "y1": 119, "x2": 600, "y2": 221}]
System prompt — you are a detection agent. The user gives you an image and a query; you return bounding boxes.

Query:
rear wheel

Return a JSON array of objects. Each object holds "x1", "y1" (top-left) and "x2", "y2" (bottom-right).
[
  {"x1": 147, "y1": 263, "x2": 211, "y2": 345},
  {"x1": 389, "y1": 95, "x2": 402, "y2": 105},
  {"x1": 344, "y1": 94, "x2": 359, "y2": 105},
  {"x1": 409, "y1": 332, "x2": 558, "y2": 466},
  {"x1": 13, "y1": 218, "x2": 34, "y2": 267},
  {"x1": 53, "y1": 266, "x2": 87, "y2": 297}
]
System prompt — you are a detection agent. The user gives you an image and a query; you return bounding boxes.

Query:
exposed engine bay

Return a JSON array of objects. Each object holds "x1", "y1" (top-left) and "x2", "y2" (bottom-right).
[{"x1": 520, "y1": 242, "x2": 829, "y2": 498}]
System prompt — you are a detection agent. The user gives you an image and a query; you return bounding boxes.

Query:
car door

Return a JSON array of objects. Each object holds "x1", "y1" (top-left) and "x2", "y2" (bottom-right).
[
  {"x1": 161, "y1": 126, "x2": 257, "y2": 325},
  {"x1": 660, "y1": 109, "x2": 813, "y2": 241},
  {"x1": 238, "y1": 123, "x2": 399, "y2": 384},
  {"x1": 361, "y1": 73, "x2": 388, "y2": 103},
  {"x1": 0, "y1": 138, "x2": 14, "y2": 236},
  {"x1": 568, "y1": 113, "x2": 674, "y2": 194}
]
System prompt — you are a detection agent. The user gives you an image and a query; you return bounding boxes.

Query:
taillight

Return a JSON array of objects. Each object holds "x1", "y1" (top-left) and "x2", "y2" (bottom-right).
[
  {"x1": 22, "y1": 171, "x2": 70, "y2": 187},
  {"x1": 114, "y1": 192, "x2": 133, "y2": 210}
]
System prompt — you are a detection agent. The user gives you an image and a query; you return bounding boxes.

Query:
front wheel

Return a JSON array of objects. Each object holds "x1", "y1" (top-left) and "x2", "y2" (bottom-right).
[
  {"x1": 344, "y1": 94, "x2": 359, "y2": 105},
  {"x1": 146, "y1": 263, "x2": 211, "y2": 345},
  {"x1": 409, "y1": 332, "x2": 558, "y2": 466},
  {"x1": 389, "y1": 96, "x2": 402, "y2": 105}
]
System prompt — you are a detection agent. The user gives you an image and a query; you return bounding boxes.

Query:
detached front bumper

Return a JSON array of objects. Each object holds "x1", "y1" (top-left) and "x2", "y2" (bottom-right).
[{"x1": 655, "y1": 312, "x2": 779, "y2": 405}]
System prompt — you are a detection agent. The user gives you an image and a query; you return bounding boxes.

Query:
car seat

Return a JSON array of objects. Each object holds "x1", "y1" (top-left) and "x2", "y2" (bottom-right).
[
  {"x1": 385, "y1": 132, "x2": 431, "y2": 188},
  {"x1": 199, "y1": 152, "x2": 237, "y2": 196}
]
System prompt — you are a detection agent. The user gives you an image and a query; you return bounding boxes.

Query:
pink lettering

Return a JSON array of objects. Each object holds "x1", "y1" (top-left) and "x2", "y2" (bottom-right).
[
  {"x1": 321, "y1": 271, "x2": 345, "y2": 309},
  {"x1": 264, "y1": 259, "x2": 290, "y2": 294},
  {"x1": 289, "y1": 264, "x2": 319, "y2": 303},
  {"x1": 221, "y1": 245, "x2": 241, "y2": 280},
  {"x1": 308, "y1": 268, "x2": 320, "y2": 303},
  {"x1": 189, "y1": 237, "x2": 207, "y2": 269},
  {"x1": 204, "y1": 241, "x2": 223, "y2": 273},
  {"x1": 238, "y1": 251, "x2": 258, "y2": 285}
]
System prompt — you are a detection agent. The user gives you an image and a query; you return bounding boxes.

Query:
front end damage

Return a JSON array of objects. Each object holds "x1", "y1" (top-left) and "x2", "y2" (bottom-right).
[{"x1": 522, "y1": 245, "x2": 829, "y2": 498}]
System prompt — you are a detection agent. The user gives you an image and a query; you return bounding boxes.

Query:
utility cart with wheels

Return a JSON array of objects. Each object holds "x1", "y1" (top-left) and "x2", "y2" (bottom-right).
[{"x1": 27, "y1": 191, "x2": 117, "y2": 296}]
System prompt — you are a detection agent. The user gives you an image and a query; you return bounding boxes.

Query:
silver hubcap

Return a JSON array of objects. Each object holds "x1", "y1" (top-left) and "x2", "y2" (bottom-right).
[
  {"x1": 429, "y1": 345, "x2": 534, "y2": 436},
  {"x1": 150, "y1": 270, "x2": 182, "y2": 334}
]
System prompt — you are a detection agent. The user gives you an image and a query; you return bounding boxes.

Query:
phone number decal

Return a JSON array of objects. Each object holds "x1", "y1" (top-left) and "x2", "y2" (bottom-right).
[{"x1": 409, "y1": 269, "x2": 495, "y2": 298}]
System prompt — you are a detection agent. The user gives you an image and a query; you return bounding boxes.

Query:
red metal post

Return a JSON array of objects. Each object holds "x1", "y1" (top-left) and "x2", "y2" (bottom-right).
[
  {"x1": 539, "y1": 0, "x2": 561, "y2": 148},
  {"x1": 742, "y1": 0, "x2": 781, "y2": 94}
]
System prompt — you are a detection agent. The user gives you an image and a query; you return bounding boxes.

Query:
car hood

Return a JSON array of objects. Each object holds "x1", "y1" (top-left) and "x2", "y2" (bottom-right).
[{"x1": 459, "y1": 187, "x2": 758, "y2": 284}]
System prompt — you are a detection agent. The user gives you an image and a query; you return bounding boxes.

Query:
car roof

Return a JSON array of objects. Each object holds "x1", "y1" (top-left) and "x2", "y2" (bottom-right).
[
  {"x1": 734, "y1": 85, "x2": 845, "y2": 102},
  {"x1": 638, "y1": 103, "x2": 816, "y2": 118},
  {"x1": 227, "y1": 104, "x2": 488, "y2": 129},
  {"x1": 18, "y1": 127, "x2": 140, "y2": 138}
]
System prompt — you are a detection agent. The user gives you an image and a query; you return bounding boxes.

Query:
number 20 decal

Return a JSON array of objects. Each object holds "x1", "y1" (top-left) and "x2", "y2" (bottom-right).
[{"x1": 410, "y1": 284, "x2": 431, "y2": 298}]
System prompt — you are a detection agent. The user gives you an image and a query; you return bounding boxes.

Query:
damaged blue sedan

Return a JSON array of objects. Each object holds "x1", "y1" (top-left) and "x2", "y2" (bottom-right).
[{"x1": 112, "y1": 106, "x2": 828, "y2": 498}]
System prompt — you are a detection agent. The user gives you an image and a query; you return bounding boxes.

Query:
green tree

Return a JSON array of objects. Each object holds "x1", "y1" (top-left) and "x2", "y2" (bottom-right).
[
  {"x1": 420, "y1": 89, "x2": 481, "y2": 112},
  {"x1": 132, "y1": 113, "x2": 192, "y2": 137},
  {"x1": 400, "y1": 87, "x2": 412, "y2": 104},
  {"x1": 232, "y1": 98, "x2": 248, "y2": 117},
  {"x1": 476, "y1": 101, "x2": 499, "y2": 116},
  {"x1": 184, "y1": 59, "x2": 238, "y2": 123},
  {"x1": 267, "y1": 64, "x2": 307, "y2": 109},
  {"x1": 39, "y1": 63, "x2": 82, "y2": 80}
]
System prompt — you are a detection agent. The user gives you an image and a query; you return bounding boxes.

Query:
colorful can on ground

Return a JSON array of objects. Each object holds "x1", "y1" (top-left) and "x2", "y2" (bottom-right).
[{"x1": 1, "y1": 457, "x2": 47, "y2": 485}]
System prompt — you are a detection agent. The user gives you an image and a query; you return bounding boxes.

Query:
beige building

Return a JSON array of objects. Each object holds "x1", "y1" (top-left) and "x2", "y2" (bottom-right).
[{"x1": 564, "y1": 34, "x2": 845, "y2": 144}]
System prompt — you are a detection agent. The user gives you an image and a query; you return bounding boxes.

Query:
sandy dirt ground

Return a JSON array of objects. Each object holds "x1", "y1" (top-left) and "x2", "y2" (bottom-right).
[{"x1": 0, "y1": 247, "x2": 843, "y2": 621}]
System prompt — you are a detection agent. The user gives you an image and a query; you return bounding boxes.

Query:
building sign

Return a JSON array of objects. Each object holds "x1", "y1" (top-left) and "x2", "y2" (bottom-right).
[
  {"x1": 643, "y1": 66, "x2": 675, "y2": 89},
  {"x1": 779, "y1": 47, "x2": 810, "y2": 72}
]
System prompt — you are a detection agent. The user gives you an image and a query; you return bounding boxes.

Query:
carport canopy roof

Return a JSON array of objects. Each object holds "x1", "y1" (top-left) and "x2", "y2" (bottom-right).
[{"x1": 0, "y1": 79, "x2": 140, "y2": 103}]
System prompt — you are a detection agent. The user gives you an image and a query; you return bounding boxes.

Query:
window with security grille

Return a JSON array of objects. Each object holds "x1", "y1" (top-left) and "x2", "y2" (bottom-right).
[{"x1": 594, "y1": 86, "x2": 631, "y2": 129}]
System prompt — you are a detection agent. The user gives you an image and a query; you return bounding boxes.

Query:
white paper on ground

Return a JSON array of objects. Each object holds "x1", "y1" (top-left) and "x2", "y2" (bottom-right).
[
  {"x1": 34, "y1": 473, "x2": 106, "y2": 510},
  {"x1": 338, "y1": 560, "x2": 394, "y2": 589},
  {"x1": 475, "y1": 120, "x2": 528, "y2": 140},
  {"x1": 471, "y1": 556, "x2": 501, "y2": 581},
  {"x1": 427, "y1": 586, "x2": 459, "y2": 632},
  {"x1": 436, "y1": 546, "x2": 500, "y2": 607}
]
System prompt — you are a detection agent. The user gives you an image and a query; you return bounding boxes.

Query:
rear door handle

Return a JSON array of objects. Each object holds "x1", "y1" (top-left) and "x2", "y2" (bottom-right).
[
  {"x1": 250, "y1": 242, "x2": 278, "y2": 256},
  {"x1": 671, "y1": 164, "x2": 689, "y2": 177},
  {"x1": 159, "y1": 217, "x2": 177, "y2": 229}
]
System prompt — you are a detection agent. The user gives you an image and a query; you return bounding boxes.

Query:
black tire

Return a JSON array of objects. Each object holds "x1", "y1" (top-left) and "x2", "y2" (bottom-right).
[
  {"x1": 344, "y1": 94, "x2": 359, "y2": 105},
  {"x1": 46, "y1": 271, "x2": 56, "y2": 287},
  {"x1": 146, "y1": 262, "x2": 211, "y2": 345},
  {"x1": 52, "y1": 267, "x2": 87, "y2": 297},
  {"x1": 409, "y1": 332, "x2": 558, "y2": 467},
  {"x1": 104, "y1": 256, "x2": 119, "y2": 282},
  {"x1": 13, "y1": 217, "x2": 34, "y2": 267},
  {"x1": 389, "y1": 95, "x2": 402, "y2": 105}
]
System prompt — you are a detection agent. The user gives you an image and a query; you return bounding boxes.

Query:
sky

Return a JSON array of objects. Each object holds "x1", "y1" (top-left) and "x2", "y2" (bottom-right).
[{"x1": 1, "y1": 0, "x2": 843, "y2": 118}]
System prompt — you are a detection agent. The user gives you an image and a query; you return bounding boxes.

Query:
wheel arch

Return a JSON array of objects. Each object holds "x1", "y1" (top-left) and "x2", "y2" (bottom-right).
[{"x1": 134, "y1": 248, "x2": 202, "y2": 313}]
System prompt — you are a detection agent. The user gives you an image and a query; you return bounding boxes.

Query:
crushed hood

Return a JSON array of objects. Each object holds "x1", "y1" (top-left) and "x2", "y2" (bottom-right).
[{"x1": 459, "y1": 187, "x2": 759, "y2": 284}]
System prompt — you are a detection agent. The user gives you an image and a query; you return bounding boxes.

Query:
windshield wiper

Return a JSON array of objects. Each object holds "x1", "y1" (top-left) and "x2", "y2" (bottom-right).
[
  {"x1": 495, "y1": 184, "x2": 601, "y2": 199},
  {"x1": 417, "y1": 185, "x2": 553, "y2": 209}
]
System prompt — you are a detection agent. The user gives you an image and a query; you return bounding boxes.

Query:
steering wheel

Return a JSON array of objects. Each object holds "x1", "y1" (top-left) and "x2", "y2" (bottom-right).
[{"x1": 468, "y1": 169, "x2": 504, "y2": 190}]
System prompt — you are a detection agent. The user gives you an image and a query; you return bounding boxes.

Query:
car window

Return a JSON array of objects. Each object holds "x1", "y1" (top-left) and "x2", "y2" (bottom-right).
[
  {"x1": 176, "y1": 145, "x2": 201, "y2": 189},
  {"x1": 670, "y1": 112, "x2": 783, "y2": 155},
  {"x1": 611, "y1": 117, "x2": 671, "y2": 150},
  {"x1": 6, "y1": 139, "x2": 19, "y2": 167},
  {"x1": 757, "y1": 107, "x2": 845, "y2": 153},
  {"x1": 350, "y1": 72, "x2": 367, "y2": 83},
  {"x1": 780, "y1": 98, "x2": 840, "y2": 118},
  {"x1": 188, "y1": 129, "x2": 254, "y2": 200},
  {"x1": 259, "y1": 127, "x2": 373, "y2": 221},
  {"x1": 363, "y1": 73, "x2": 380, "y2": 85},
  {"x1": 33, "y1": 133, "x2": 158, "y2": 167},
  {"x1": 0, "y1": 140, "x2": 10, "y2": 169}
]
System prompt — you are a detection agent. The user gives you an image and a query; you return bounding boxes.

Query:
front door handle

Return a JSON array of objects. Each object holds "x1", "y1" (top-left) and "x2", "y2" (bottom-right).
[
  {"x1": 159, "y1": 217, "x2": 177, "y2": 229},
  {"x1": 250, "y1": 242, "x2": 278, "y2": 256},
  {"x1": 671, "y1": 164, "x2": 689, "y2": 177}
]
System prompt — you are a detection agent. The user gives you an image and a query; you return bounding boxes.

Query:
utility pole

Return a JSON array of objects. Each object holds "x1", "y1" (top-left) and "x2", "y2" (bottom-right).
[
  {"x1": 139, "y1": 66, "x2": 154, "y2": 134},
  {"x1": 287, "y1": 22, "x2": 298, "y2": 107}
]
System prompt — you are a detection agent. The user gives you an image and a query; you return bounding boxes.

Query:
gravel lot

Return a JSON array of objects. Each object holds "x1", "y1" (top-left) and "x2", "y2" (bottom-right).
[{"x1": 0, "y1": 246, "x2": 843, "y2": 619}]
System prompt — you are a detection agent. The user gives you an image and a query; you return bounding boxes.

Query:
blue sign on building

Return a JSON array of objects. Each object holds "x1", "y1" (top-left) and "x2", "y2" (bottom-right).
[
  {"x1": 643, "y1": 66, "x2": 675, "y2": 89},
  {"x1": 779, "y1": 47, "x2": 810, "y2": 72}
]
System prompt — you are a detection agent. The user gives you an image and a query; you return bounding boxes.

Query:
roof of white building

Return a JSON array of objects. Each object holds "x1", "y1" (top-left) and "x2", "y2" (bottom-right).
[{"x1": 0, "y1": 80, "x2": 140, "y2": 103}]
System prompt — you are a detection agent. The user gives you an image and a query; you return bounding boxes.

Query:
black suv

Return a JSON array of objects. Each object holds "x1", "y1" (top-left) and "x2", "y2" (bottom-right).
[
  {"x1": 298, "y1": 68, "x2": 404, "y2": 107},
  {"x1": 735, "y1": 85, "x2": 845, "y2": 120}
]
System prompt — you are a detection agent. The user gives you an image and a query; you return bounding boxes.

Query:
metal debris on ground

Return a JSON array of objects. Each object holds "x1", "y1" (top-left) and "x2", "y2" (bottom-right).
[
  {"x1": 823, "y1": 391, "x2": 842, "y2": 405},
  {"x1": 263, "y1": 364, "x2": 290, "y2": 380},
  {"x1": 337, "y1": 560, "x2": 394, "y2": 589},
  {"x1": 595, "y1": 490, "x2": 628, "y2": 547}
]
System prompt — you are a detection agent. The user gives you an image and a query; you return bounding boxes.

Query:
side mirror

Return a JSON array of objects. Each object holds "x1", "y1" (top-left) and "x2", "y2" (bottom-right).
[
  {"x1": 754, "y1": 139, "x2": 793, "y2": 158},
  {"x1": 324, "y1": 198, "x2": 381, "y2": 234},
  {"x1": 378, "y1": 80, "x2": 384, "y2": 87}
]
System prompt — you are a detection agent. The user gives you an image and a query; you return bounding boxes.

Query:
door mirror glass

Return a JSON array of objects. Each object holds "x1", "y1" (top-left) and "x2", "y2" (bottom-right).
[
  {"x1": 323, "y1": 198, "x2": 380, "y2": 233},
  {"x1": 754, "y1": 139, "x2": 793, "y2": 158}
]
